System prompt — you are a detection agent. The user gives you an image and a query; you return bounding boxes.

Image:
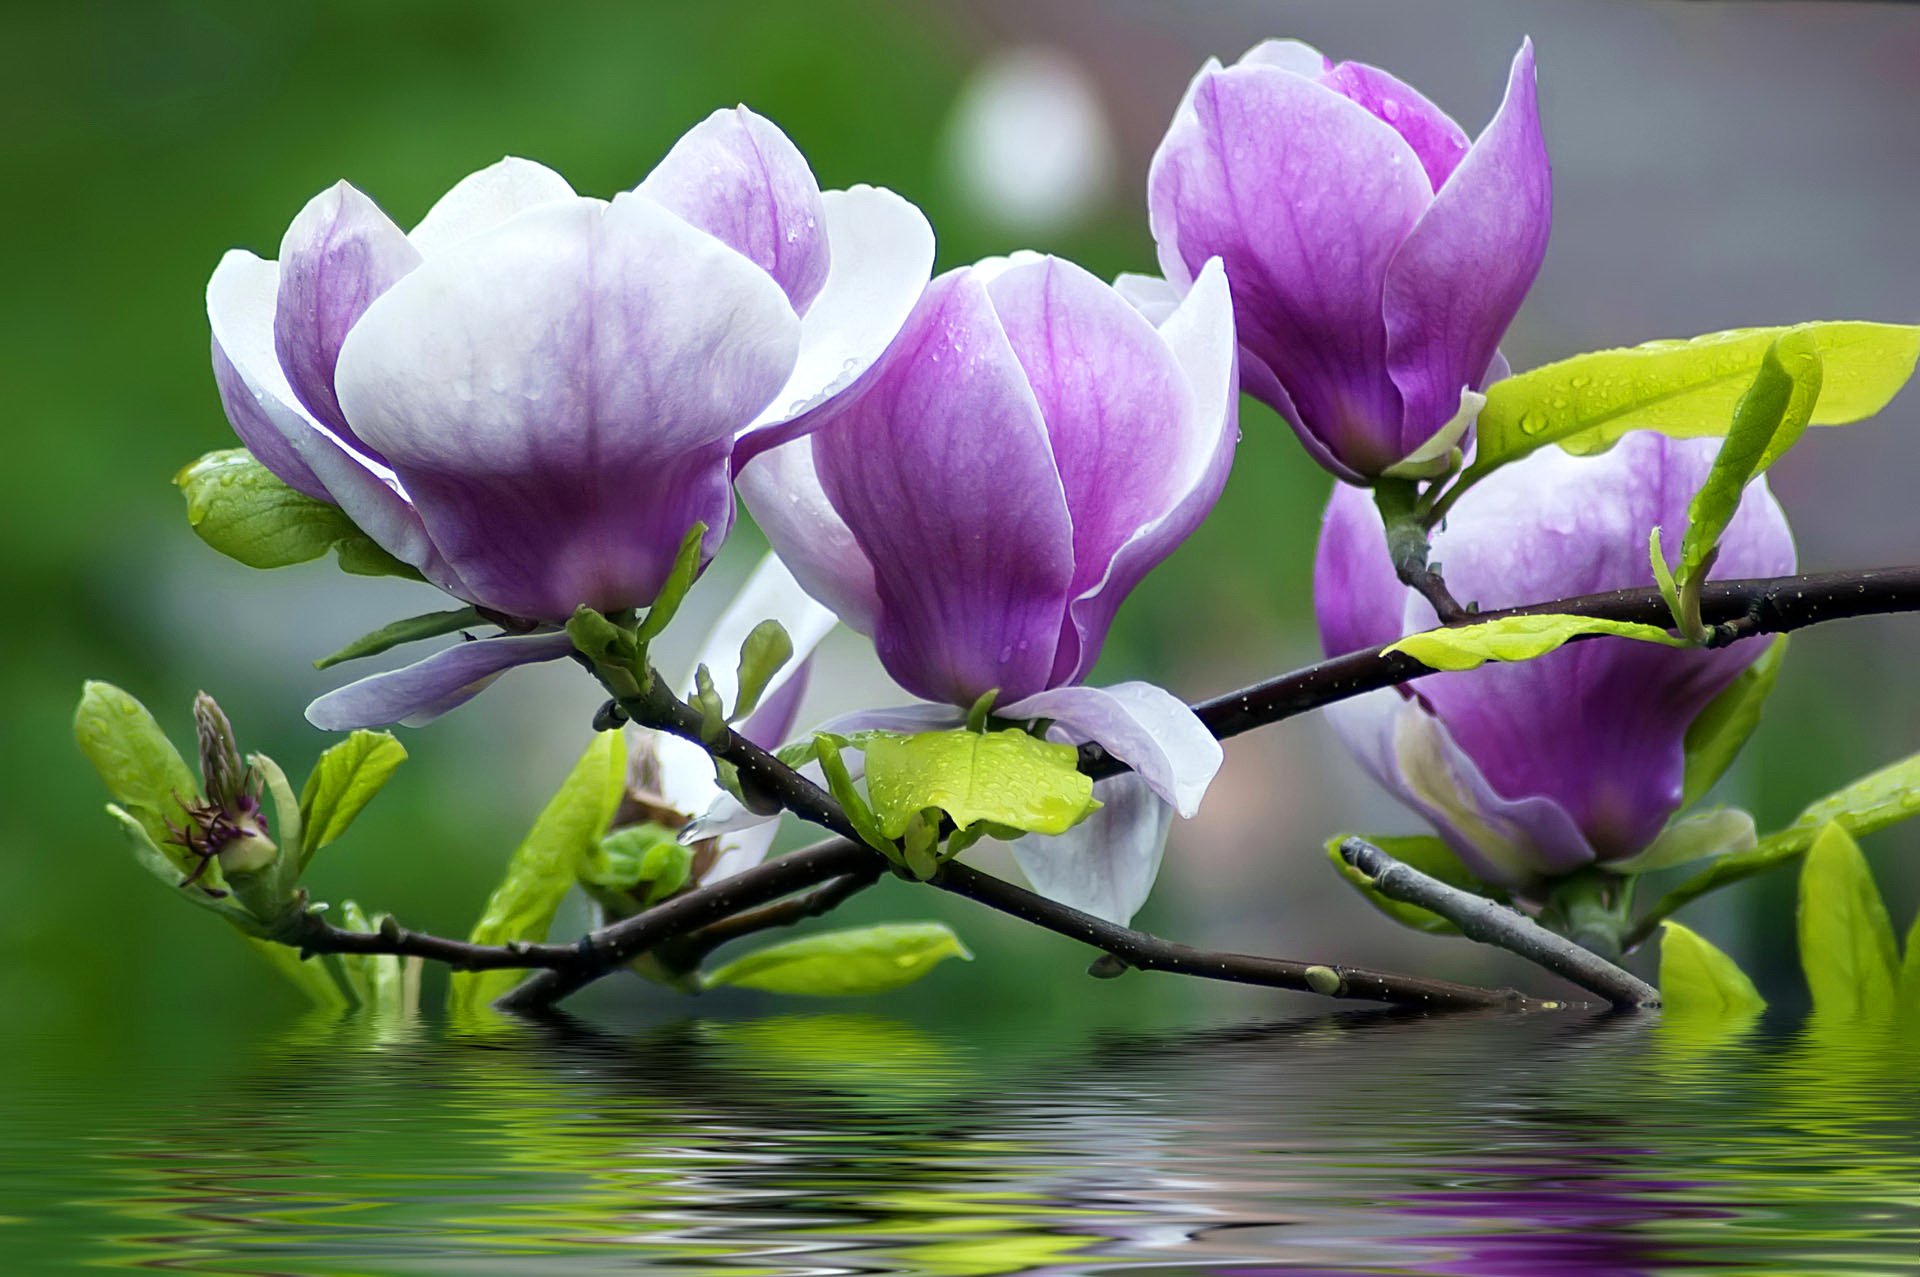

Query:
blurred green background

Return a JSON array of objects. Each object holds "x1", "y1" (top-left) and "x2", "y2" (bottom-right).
[{"x1": 6, "y1": 0, "x2": 1919, "y2": 1062}]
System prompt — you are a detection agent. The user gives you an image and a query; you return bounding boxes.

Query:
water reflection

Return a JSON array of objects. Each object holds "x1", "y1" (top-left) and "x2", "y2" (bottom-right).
[{"x1": 5, "y1": 1008, "x2": 1919, "y2": 1273}]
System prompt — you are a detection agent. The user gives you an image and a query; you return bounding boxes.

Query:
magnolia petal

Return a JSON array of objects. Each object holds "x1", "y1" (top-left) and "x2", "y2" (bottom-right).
[
  {"x1": 304, "y1": 632, "x2": 574, "y2": 730},
  {"x1": 737, "y1": 438, "x2": 882, "y2": 635},
  {"x1": 1319, "y1": 60, "x2": 1470, "y2": 191},
  {"x1": 1002, "y1": 681, "x2": 1220, "y2": 818},
  {"x1": 335, "y1": 194, "x2": 800, "y2": 621},
  {"x1": 407, "y1": 156, "x2": 576, "y2": 256},
  {"x1": 1111, "y1": 271, "x2": 1180, "y2": 324},
  {"x1": 210, "y1": 335, "x2": 329, "y2": 500},
  {"x1": 637, "y1": 105, "x2": 831, "y2": 312},
  {"x1": 1313, "y1": 480, "x2": 1405, "y2": 658},
  {"x1": 1009, "y1": 773, "x2": 1173, "y2": 924},
  {"x1": 1383, "y1": 40, "x2": 1551, "y2": 456}
]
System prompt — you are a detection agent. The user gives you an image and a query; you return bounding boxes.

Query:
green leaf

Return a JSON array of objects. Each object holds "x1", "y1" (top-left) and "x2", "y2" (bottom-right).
[
  {"x1": 583, "y1": 824, "x2": 692, "y2": 908},
  {"x1": 731, "y1": 619, "x2": 792, "y2": 722},
  {"x1": 1467, "y1": 321, "x2": 1920, "y2": 480},
  {"x1": 1324, "y1": 833, "x2": 1504, "y2": 935},
  {"x1": 1898, "y1": 912, "x2": 1920, "y2": 1028},
  {"x1": 74, "y1": 681, "x2": 198, "y2": 869},
  {"x1": 298, "y1": 731, "x2": 407, "y2": 863},
  {"x1": 241, "y1": 935, "x2": 352, "y2": 1011},
  {"x1": 1680, "y1": 636, "x2": 1788, "y2": 809},
  {"x1": 1798, "y1": 823, "x2": 1901, "y2": 1023},
  {"x1": 863, "y1": 729, "x2": 1098, "y2": 841},
  {"x1": 175, "y1": 449, "x2": 420, "y2": 579},
  {"x1": 448, "y1": 731, "x2": 628, "y2": 1015},
  {"x1": 104, "y1": 805, "x2": 252, "y2": 924},
  {"x1": 634, "y1": 521, "x2": 708, "y2": 642},
  {"x1": 1659, "y1": 921, "x2": 1766, "y2": 1020},
  {"x1": 252, "y1": 751, "x2": 305, "y2": 907},
  {"x1": 1649, "y1": 527, "x2": 1683, "y2": 631},
  {"x1": 813, "y1": 735, "x2": 896, "y2": 855},
  {"x1": 690, "y1": 663, "x2": 727, "y2": 743},
  {"x1": 1677, "y1": 330, "x2": 1822, "y2": 587},
  {"x1": 314, "y1": 607, "x2": 486, "y2": 670},
  {"x1": 703, "y1": 922, "x2": 971, "y2": 996},
  {"x1": 1610, "y1": 807, "x2": 1758, "y2": 875},
  {"x1": 566, "y1": 606, "x2": 639, "y2": 668},
  {"x1": 1384, "y1": 613, "x2": 1687, "y2": 672}
]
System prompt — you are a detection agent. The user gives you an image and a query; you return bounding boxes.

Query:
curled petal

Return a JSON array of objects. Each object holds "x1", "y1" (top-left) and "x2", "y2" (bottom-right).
[
  {"x1": 305, "y1": 632, "x2": 574, "y2": 731},
  {"x1": 407, "y1": 156, "x2": 576, "y2": 256},
  {"x1": 1319, "y1": 61, "x2": 1469, "y2": 191},
  {"x1": 737, "y1": 438, "x2": 881, "y2": 635},
  {"x1": 811, "y1": 270, "x2": 1074, "y2": 705},
  {"x1": 210, "y1": 335, "x2": 329, "y2": 501},
  {"x1": 638, "y1": 105, "x2": 830, "y2": 312},
  {"x1": 1010, "y1": 773, "x2": 1173, "y2": 924},
  {"x1": 334, "y1": 194, "x2": 800, "y2": 621},
  {"x1": 1383, "y1": 40, "x2": 1551, "y2": 454},
  {"x1": 1001, "y1": 681, "x2": 1221, "y2": 818},
  {"x1": 274, "y1": 182, "x2": 420, "y2": 445}
]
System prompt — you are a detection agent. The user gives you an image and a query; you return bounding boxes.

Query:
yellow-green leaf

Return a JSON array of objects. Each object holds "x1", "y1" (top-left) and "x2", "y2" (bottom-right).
[
  {"x1": 1469, "y1": 321, "x2": 1920, "y2": 479},
  {"x1": 1898, "y1": 912, "x2": 1920, "y2": 1028},
  {"x1": 863, "y1": 729, "x2": 1097, "y2": 840},
  {"x1": 1384, "y1": 613, "x2": 1687, "y2": 672},
  {"x1": 175, "y1": 449, "x2": 419, "y2": 579},
  {"x1": 449, "y1": 731, "x2": 627, "y2": 1014},
  {"x1": 703, "y1": 923, "x2": 971, "y2": 996},
  {"x1": 298, "y1": 730, "x2": 407, "y2": 864},
  {"x1": 1324, "y1": 833, "x2": 1504, "y2": 935},
  {"x1": 74, "y1": 681, "x2": 198, "y2": 870},
  {"x1": 1659, "y1": 921, "x2": 1766, "y2": 1020},
  {"x1": 1798, "y1": 823, "x2": 1900, "y2": 1024},
  {"x1": 1680, "y1": 636, "x2": 1787, "y2": 809}
]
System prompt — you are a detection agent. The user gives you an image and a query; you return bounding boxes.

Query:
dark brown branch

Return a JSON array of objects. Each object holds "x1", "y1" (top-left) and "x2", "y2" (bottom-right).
[
  {"x1": 931, "y1": 860, "x2": 1562, "y2": 1011},
  {"x1": 1338, "y1": 838, "x2": 1658, "y2": 1009},
  {"x1": 656, "y1": 868, "x2": 885, "y2": 971},
  {"x1": 282, "y1": 911, "x2": 582, "y2": 971}
]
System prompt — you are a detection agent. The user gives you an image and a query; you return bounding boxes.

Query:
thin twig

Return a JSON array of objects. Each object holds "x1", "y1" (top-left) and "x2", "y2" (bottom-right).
[
  {"x1": 655, "y1": 868, "x2": 885, "y2": 971},
  {"x1": 1338, "y1": 838, "x2": 1659, "y2": 1009},
  {"x1": 931, "y1": 860, "x2": 1566, "y2": 1011},
  {"x1": 283, "y1": 912, "x2": 581, "y2": 970}
]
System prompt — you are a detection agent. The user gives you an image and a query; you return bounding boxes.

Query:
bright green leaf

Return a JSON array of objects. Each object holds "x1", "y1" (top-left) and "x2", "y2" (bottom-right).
[
  {"x1": 1898, "y1": 912, "x2": 1920, "y2": 1027},
  {"x1": 1798, "y1": 823, "x2": 1901, "y2": 1023},
  {"x1": 298, "y1": 731, "x2": 407, "y2": 863},
  {"x1": 1324, "y1": 833, "x2": 1504, "y2": 935},
  {"x1": 74, "y1": 681, "x2": 199, "y2": 870},
  {"x1": 731, "y1": 619, "x2": 792, "y2": 722},
  {"x1": 1385, "y1": 613, "x2": 1687, "y2": 672},
  {"x1": 703, "y1": 922, "x2": 971, "y2": 996},
  {"x1": 1649, "y1": 527, "x2": 1683, "y2": 631},
  {"x1": 1611, "y1": 808, "x2": 1757, "y2": 876},
  {"x1": 242, "y1": 935, "x2": 352, "y2": 1011},
  {"x1": 634, "y1": 521, "x2": 708, "y2": 642},
  {"x1": 1468, "y1": 321, "x2": 1920, "y2": 480},
  {"x1": 314, "y1": 607, "x2": 485, "y2": 670},
  {"x1": 1659, "y1": 921, "x2": 1766, "y2": 1020},
  {"x1": 1680, "y1": 636, "x2": 1788, "y2": 809},
  {"x1": 448, "y1": 731, "x2": 628, "y2": 1015},
  {"x1": 175, "y1": 449, "x2": 419, "y2": 579},
  {"x1": 813, "y1": 735, "x2": 895, "y2": 855},
  {"x1": 864, "y1": 729, "x2": 1097, "y2": 840},
  {"x1": 1677, "y1": 330, "x2": 1822, "y2": 587}
]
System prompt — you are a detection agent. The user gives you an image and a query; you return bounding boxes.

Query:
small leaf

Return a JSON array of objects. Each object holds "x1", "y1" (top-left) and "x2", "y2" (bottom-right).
[
  {"x1": 566, "y1": 605, "x2": 639, "y2": 668},
  {"x1": 298, "y1": 731, "x2": 407, "y2": 862},
  {"x1": 314, "y1": 607, "x2": 486, "y2": 670},
  {"x1": 1680, "y1": 636, "x2": 1788, "y2": 809},
  {"x1": 1649, "y1": 527, "x2": 1683, "y2": 631},
  {"x1": 703, "y1": 923, "x2": 971, "y2": 996},
  {"x1": 175, "y1": 449, "x2": 420, "y2": 580},
  {"x1": 104, "y1": 805, "x2": 253, "y2": 925},
  {"x1": 731, "y1": 619, "x2": 793, "y2": 722},
  {"x1": 1798, "y1": 823, "x2": 1900, "y2": 1023},
  {"x1": 448, "y1": 731, "x2": 627, "y2": 1014},
  {"x1": 635, "y1": 521, "x2": 708, "y2": 642},
  {"x1": 1676, "y1": 330, "x2": 1822, "y2": 588},
  {"x1": 1324, "y1": 833, "x2": 1505, "y2": 935},
  {"x1": 1384, "y1": 613, "x2": 1687, "y2": 672},
  {"x1": 691, "y1": 664, "x2": 727, "y2": 744},
  {"x1": 863, "y1": 729, "x2": 1098, "y2": 841},
  {"x1": 813, "y1": 735, "x2": 896, "y2": 855},
  {"x1": 1467, "y1": 321, "x2": 1920, "y2": 480},
  {"x1": 584, "y1": 824, "x2": 692, "y2": 908},
  {"x1": 1610, "y1": 807, "x2": 1757, "y2": 875},
  {"x1": 1659, "y1": 921, "x2": 1766, "y2": 1020},
  {"x1": 241, "y1": 935, "x2": 352, "y2": 1010},
  {"x1": 74, "y1": 681, "x2": 198, "y2": 870},
  {"x1": 252, "y1": 751, "x2": 305, "y2": 905}
]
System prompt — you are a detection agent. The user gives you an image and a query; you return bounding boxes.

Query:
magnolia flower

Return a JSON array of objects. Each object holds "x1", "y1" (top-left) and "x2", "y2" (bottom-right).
[
  {"x1": 1139, "y1": 38, "x2": 1550, "y2": 482},
  {"x1": 1315, "y1": 434, "x2": 1795, "y2": 889},
  {"x1": 205, "y1": 109, "x2": 932, "y2": 729},
  {"x1": 733, "y1": 252, "x2": 1236, "y2": 922}
]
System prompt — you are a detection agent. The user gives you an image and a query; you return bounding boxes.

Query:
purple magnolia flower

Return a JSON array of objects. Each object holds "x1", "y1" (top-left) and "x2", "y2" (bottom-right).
[
  {"x1": 1141, "y1": 39, "x2": 1551, "y2": 482},
  {"x1": 204, "y1": 109, "x2": 934, "y2": 729},
  {"x1": 733, "y1": 252, "x2": 1236, "y2": 921},
  {"x1": 1315, "y1": 434, "x2": 1795, "y2": 888}
]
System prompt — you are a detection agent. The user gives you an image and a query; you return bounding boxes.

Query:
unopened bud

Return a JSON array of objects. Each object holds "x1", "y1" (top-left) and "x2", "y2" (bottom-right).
[{"x1": 193, "y1": 692, "x2": 248, "y2": 810}]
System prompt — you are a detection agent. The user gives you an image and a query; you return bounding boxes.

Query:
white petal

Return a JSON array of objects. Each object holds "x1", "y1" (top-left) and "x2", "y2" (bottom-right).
[
  {"x1": 408, "y1": 157, "x2": 576, "y2": 256},
  {"x1": 1009, "y1": 773, "x2": 1173, "y2": 924},
  {"x1": 737, "y1": 438, "x2": 883, "y2": 636},
  {"x1": 1000, "y1": 681, "x2": 1221, "y2": 818},
  {"x1": 1111, "y1": 271, "x2": 1181, "y2": 325}
]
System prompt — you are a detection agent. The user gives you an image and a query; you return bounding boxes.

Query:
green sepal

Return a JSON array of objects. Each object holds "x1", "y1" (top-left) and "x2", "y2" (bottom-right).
[
  {"x1": 731, "y1": 619, "x2": 793, "y2": 723},
  {"x1": 1798, "y1": 822, "x2": 1900, "y2": 1024},
  {"x1": 964, "y1": 688, "x2": 999, "y2": 734},
  {"x1": 175, "y1": 449, "x2": 422, "y2": 580},
  {"x1": 566, "y1": 605, "x2": 640, "y2": 669},
  {"x1": 701, "y1": 922, "x2": 972, "y2": 996},
  {"x1": 314, "y1": 607, "x2": 486, "y2": 670},
  {"x1": 1324, "y1": 833, "x2": 1506, "y2": 935},
  {"x1": 862, "y1": 728, "x2": 1098, "y2": 841},
  {"x1": 635, "y1": 522, "x2": 708, "y2": 643},
  {"x1": 1608, "y1": 807, "x2": 1756, "y2": 876}
]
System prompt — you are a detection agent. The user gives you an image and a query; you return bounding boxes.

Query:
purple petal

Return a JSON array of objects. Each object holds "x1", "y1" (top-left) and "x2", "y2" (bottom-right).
[
  {"x1": 810, "y1": 270, "x2": 1075, "y2": 705},
  {"x1": 273, "y1": 182, "x2": 421, "y2": 449},
  {"x1": 1383, "y1": 40, "x2": 1551, "y2": 457},
  {"x1": 737, "y1": 437, "x2": 882, "y2": 636},
  {"x1": 407, "y1": 157, "x2": 576, "y2": 255},
  {"x1": 1149, "y1": 62, "x2": 1431, "y2": 475},
  {"x1": 1009, "y1": 773, "x2": 1173, "y2": 924},
  {"x1": 1319, "y1": 61, "x2": 1470, "y2": 191},
  {"x1": 305, "y1": 632, "x2": 574, "y2": 730},
  {"x1": 210, "y1": 335, "x2": 329, "y2": 500},
  {"x1": 1002, "y1": 681, "x2": 1220, "y2": 817},
  {"x1": 638, "y1": 105, "x2": 830, "y2": 313},
  {"x1": 333, "y1": 194, "x2": 801, "y2": 622},
  {"x1": 1313, "y1": 479, "x2": 1409, "y2": 658},
  {"x1": 985, "y1": 256, "x2": 1221, "y2": 684}
]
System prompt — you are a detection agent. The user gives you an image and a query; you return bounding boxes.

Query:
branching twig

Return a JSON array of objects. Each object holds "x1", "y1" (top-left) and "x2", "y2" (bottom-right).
[
  {"x1": 655, "y1": 868, "x2": 885, "y2": 972},
  {"x1": 1338, "y1": 838, "x2": 1659, "y2": 1009}
]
